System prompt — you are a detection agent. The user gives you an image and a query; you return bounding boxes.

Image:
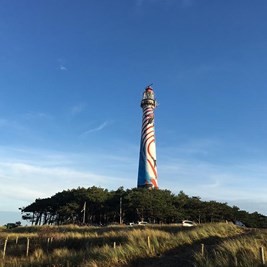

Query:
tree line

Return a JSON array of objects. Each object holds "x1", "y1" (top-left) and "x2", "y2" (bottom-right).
[{"x1": 20, "y1": 186, "x2": 267, "y2": 228}]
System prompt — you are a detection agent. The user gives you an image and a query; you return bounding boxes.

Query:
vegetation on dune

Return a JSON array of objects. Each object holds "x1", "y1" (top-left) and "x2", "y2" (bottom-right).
[
  {"x1": 193, "y1": 227, "x2": 267, "y2": 267},
  {"x1": 4, "y1": 186, "x2": 265, "y2": 266},
  {"x1": 0, "y1": 223, "x2": 266, "y2": 267},
  {"x1": 19, "y1": 187, "x2": 267, "y2": 228}
]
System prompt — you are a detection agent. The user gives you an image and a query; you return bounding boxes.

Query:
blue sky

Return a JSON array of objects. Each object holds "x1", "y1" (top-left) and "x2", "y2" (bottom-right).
[{"x1": 1, "y1": 0, "x2": 267, "y2": 221}]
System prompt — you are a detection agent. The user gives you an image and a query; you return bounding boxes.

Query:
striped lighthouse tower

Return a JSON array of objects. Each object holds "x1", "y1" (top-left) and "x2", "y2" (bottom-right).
[{"x1": 137, "y1": 85, "x2": 158, "y2": 189}]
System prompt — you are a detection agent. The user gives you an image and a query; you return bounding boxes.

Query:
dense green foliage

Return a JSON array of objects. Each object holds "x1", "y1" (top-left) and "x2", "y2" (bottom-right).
[{"x1": 20, "y1": 187, "x2": 267, "y2": 228}]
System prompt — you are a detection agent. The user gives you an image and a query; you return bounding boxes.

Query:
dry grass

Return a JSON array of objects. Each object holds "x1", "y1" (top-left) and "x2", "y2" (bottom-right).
[
  {"x1": 194, "y1": 228, "x2": 267, "y2": 267},
  {"x1": 0, "y1": 223, "x2": 265, "y2": 267}
]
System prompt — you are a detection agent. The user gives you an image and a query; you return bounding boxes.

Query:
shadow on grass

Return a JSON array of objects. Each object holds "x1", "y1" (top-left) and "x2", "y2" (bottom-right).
[
  {"x1": 6, "y1": 225, "x2": 129, "y2": 233},
  {"x1": 0, "y1": 235, "x2": 128, "y2": 258},
  {"x1": 124, "y1": 228, "x2": 255, "y2": 267}
]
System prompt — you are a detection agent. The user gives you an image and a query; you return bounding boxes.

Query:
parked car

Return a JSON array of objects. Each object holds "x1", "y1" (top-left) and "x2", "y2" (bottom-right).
[
  {"x1": 138, "y1": 221, "x2": 148, "y2": 226},
  {"x1": 235, "y1": 220, "x2": 246, "y2": 227},
  {"x1": 182, "y1": 220, "x2": 195, "y2": 227}
]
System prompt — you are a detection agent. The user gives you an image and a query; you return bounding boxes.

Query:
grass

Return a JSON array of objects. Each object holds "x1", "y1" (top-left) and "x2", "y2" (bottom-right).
[
  {"x1": 0, "y1": 223, "x2": 266, "y2": 266},
  {"x1": 194, "y1": 228, "x2": 267, "y2": 267}
]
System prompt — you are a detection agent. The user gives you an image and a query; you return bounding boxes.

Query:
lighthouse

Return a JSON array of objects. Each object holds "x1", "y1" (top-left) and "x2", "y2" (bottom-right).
[{"x1": 137, "y1": 85, "x2": 158, "y2": 189}]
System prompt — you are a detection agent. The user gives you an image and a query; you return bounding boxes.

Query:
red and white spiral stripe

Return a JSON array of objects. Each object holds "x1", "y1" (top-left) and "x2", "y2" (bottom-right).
[{"x1": 141, "y1": 106, "x2": 158, "y2": 188}]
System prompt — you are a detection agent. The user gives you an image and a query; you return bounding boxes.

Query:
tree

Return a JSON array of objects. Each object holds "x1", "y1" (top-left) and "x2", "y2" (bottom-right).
[{"x1": 19, "y1": 186, "x2": 267, "y2": 228}]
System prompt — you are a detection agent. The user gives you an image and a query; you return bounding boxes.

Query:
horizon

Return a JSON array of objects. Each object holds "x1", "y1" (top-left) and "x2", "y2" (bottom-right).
[{"x1": 1, "y1": 0, "x2": 267, "y2": 217}]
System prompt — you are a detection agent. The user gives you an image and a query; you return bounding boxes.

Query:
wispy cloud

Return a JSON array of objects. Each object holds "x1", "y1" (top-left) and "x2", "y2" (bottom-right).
[
  {"x1": 1, "y1": 113, "x2": 51, "y2": 135},
  {"x1": 0, "y1": 117, "x2": 27, "y2": 132},
  {"x1": 1, "y1": 138, "x2": 267, "y2": 215},
  {"x1": 56, "y1": 58, "x2": 68, "y2": 71},
  {"x1": 159, "y1": 156, "x2": 267, "y2": 203},
  {"x1": 164, "y1": 138, "x2": 220, "y2": 158},
  {"x1": 81, "y1": 121, "x2": 110, "y2": 136},
  {"x1": 23, "y1": 112, "x2": 52, "y2": 120},
  {"x1": 155, "y1": 136, "x2": 267, "y2": 215},
  {"x1": 59, "y1": 64, "x2": 67, "y2": 71},
  {"x1": 0, "y1": 155, "x2": 130, "y2": 211},
  {"x1": 70, "y1": 103, "x2": 86, "y2": 115}
]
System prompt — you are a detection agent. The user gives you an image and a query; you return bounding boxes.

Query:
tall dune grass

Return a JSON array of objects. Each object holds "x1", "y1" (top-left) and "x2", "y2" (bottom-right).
[
  {"x1": 0, "y1": 223, "x2": 265, "y2": 267},
  {"x1": 194, "y1": 228, "x2": 267, "y2": 267}
]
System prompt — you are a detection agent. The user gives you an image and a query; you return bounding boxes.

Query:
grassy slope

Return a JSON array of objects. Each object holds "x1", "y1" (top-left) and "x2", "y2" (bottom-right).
[{"x1": 0, "y1": 223, "x2": 266, "y2": 267}]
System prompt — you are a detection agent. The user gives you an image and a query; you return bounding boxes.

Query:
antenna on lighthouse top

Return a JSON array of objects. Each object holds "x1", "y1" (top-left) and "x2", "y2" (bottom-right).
[{"x1": 146, "y1": 83, "x2": 153, "y2": 89}]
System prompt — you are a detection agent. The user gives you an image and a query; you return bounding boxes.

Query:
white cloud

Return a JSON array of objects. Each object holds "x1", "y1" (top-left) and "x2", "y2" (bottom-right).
[
  {"x1": 0, "y1": 160, "x2": 129, "y2": 211},
  {"x1": 59, "y1": 65, "x2": 67, "y2": 71},
  {"x1": 56, "y1": 58, "x2": 68, "y2": 71},
  {"x1": 0, "y1": 146, "x2": 134, "y2": 211},
  {"x1": 153, "y1": 136, "x2": 267, "y2": 215},
  {"x1": 81, "y1": 121, "x2": 110, "y2": 135},
  {"x1": 0, "y1": 117, "x2": 28, "y2": 132},
  {"x1": 1, "y1": 139, "x2": 267, "y2": 215},
  {"x1": 158, "y1": 154, "x2": 267, "y2": 214},
  {"x1": 23, "y1": 112, "x2": 52, "y2": 120},
  {"x1": 70, "y1": 103, "x2": 86, "y2": 115}
]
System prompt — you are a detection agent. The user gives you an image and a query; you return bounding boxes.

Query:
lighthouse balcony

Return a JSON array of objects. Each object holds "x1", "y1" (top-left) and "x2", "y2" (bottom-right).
[{"x1": 141, "y1": 99, "x2": 156, "y2": 108}]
